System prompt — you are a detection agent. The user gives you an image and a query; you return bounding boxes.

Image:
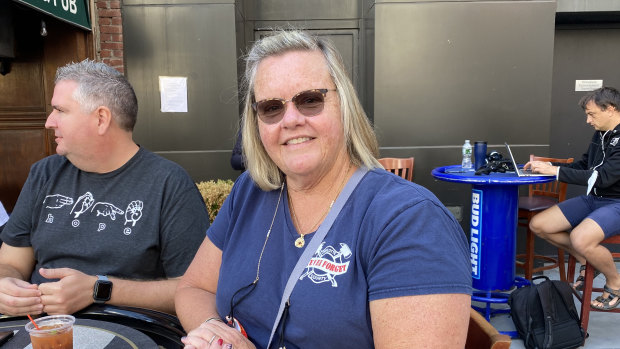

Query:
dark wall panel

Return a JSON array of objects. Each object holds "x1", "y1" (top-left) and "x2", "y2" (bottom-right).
[
  {"x1": 550, "y1": 25, "x2": 620, "y2": 199},
  {"x1": 373, "y1": 1, "x2": 556, "y2": 228},
  {"x1": 123, "y1": 1, "x2": 240, "y2": 182}
]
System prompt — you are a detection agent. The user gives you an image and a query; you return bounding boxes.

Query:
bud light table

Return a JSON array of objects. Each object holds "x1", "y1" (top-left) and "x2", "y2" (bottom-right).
[{"x1": 431, "y1": 165, "x2": 555, "y2": 321}]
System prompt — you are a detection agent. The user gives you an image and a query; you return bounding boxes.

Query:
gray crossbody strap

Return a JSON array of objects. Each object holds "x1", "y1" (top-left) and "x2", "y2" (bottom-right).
[{"x1": 267, "y1": 167, "x2": 368, "y2": 348}]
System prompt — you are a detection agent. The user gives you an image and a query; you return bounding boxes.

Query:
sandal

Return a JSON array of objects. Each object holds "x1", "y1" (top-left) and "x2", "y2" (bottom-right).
[
  {"x1": 572, "y1": 265, "x2": 601, "y2": 291},
  {"x1": 591, "y1": 284, "x2": 620, "y2": 311}
]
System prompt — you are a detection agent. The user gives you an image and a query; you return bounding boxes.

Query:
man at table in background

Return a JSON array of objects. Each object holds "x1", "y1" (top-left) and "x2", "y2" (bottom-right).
[
  {"x1": 526, "y1": 86, "x2": 620, "y2": 311},
  {"x1": 0, "y1": 60, "x2": 209, "y2": 316}
]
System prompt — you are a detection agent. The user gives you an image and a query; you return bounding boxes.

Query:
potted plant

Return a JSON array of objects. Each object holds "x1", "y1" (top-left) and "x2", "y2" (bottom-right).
[{"x1": 196, "y1": 179, "x2": 234, "y2": 223}]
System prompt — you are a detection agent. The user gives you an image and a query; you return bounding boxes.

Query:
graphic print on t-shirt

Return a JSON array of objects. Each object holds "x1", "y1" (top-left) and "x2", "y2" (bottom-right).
[
  {"x1": 124, "y1": 200, "x2": 144, "y2": 226},
  {"x1": 43, "y1": 194, "x2": 74, "y2": 209},
  {"x1": 71, "y1": 192, "x2": 94, "y2": 218},
  {"x1": 300, "y1": 242, "x2": 351, "y2": 287},
  {"x1": 91, "y1": 202, "x2": 124, "y2": 220},
  {"x1": 42, "y1": 192, "x2": 144, "y2": 233}
]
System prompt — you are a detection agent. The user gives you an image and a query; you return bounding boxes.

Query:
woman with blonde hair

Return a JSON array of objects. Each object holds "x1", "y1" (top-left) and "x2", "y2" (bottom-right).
[{"x1": 176, "y1": 30, "x2": 472, "y2": 349}]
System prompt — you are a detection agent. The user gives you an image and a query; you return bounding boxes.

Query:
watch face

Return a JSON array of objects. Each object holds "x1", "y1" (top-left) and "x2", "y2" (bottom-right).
[{"x1": 94, "y1": 281, "x2": 113, "y2": 301}]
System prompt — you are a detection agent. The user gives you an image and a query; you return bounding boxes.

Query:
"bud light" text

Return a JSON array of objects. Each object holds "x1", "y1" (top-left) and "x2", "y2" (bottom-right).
[{"x1": 470, "y1": 190, "x2": 482, "y2": 279}]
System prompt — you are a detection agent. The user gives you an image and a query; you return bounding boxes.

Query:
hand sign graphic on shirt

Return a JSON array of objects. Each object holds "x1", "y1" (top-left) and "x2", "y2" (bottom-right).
[
  {"x1": 71, "y1": 192, "x2": 94, "y2": 218},
  {"x1": 43, "y1": 194, "x2": 74, "y2": 209},
  {"x1": 125, "y1": 200, "x2": 144, "y2": 226},
  {"x1": 92, "y1": 202, "x2": 125, "y2": 220}
]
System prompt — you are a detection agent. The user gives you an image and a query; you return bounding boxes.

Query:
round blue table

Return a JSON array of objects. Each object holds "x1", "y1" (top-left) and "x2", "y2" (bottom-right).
[{"x1": 432, "y1": 165, "x2": 556, "y2": 322}]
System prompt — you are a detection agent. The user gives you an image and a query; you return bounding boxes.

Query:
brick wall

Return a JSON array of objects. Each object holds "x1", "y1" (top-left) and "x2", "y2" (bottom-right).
[{"x1": 95, "y1": 0, "x2": 124, "y2": 73}]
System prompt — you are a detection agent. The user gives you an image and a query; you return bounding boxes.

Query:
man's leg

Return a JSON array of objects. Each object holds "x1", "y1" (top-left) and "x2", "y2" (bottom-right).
[
  {"x1": 530, "y1": 205, "x2": 592, "y2": 288},
  {"x1": 529, "y1": 205, "x2": 584, "y2": 263},
  {"x1": 571, "y1": 218, "x2": 620, "y2": 309}
]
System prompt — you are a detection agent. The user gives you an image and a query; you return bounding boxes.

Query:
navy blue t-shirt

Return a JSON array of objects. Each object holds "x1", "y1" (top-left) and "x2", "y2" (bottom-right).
[{"x1": 208, "y1": 169, "x2": 472, "y2": 349}]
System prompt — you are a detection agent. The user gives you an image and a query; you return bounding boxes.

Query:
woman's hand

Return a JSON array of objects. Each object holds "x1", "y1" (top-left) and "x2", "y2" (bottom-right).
[{"x1": 182, "y1": 320, "x2": 256, "y2": 349}]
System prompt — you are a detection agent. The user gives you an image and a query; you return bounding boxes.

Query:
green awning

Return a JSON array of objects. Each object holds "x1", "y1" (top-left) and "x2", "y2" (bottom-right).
[{"x1": 13, "y1": 0, "x2": 91, "y2": 30}]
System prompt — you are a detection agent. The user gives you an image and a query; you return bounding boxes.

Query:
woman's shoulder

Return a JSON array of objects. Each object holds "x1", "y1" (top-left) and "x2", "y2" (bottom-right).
[
  {"x1": 362, "y1": 168, "x2": 440, "y2": 204},
  {"x1": 226, "y1": 171, "x2": 270, "y2": 203},
  {"x1": 356, "y1": 168, "x2": 452, "y2": 222}
]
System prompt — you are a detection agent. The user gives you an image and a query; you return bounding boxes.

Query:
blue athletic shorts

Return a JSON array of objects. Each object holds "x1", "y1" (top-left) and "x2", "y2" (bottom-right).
[{"x1": 558, "y1": 195, "x2": 620, "y2": 238}]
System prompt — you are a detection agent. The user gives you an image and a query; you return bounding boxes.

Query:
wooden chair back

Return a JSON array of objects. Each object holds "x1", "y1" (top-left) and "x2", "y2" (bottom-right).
[
  {"x1": 465, "y1": 308, "x2": 511, "y2": 349},
  {"x1": 378, "y1": 157, "x2": 415, "y2": 181},
  {"x1": 527, "y1": 155, "x2": 574, "y2": 201}
]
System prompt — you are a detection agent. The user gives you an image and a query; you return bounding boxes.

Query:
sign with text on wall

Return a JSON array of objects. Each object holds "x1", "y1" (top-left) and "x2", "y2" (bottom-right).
[
  {"x1": 13, "y1": 0, "x2": 91, "y2": 30},
  {"x1": 159, "y1": 76, "x2": 188, "y2": 113},
  {"x1": 575, "y1": 80, "x2": 603, "y2": 92}
]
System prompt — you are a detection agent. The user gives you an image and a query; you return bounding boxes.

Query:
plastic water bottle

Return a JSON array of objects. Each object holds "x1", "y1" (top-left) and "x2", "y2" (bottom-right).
[{"x1": 462, "y1": 140, "x2": 473, "y2": 169}]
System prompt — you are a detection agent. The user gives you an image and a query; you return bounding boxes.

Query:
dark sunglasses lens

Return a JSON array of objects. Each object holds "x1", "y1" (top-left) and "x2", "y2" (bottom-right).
[
  {"x1": 293, "y1": 91, "x2": 325, "y2": 116},
  {"x1": 257, "y1": 100, "x2": 285, "y2": 123}
]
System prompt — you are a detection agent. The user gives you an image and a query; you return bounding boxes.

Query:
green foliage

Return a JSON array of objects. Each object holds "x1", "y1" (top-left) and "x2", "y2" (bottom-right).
[{"x1": 196, "y1": 179, "x2": 234, "y2": 223}]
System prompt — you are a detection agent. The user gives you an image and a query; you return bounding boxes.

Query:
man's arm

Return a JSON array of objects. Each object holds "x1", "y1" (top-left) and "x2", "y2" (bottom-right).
[
  {"x1": 0, "y1": 244, "x2": 43, "y2": 315},
  {"x1": 37, "y1": 268, "x2": 180, "y2": 315},
  {"x1": 0, "y1": 244, "x2": 35, "y2": 280},
  {"x1": 102, "y1": 276, "x2": 180, "y2": 314}
]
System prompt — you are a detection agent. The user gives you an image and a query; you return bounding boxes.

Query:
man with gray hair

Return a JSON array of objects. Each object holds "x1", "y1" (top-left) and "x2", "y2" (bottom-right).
[{"x1": 0, "y1": 59, "x2": 209, "y2": 316}]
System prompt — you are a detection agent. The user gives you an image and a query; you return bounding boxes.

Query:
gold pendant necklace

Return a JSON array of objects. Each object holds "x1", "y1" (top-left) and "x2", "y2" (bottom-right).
[
  {"x1": 294, "y1": 235, "x2": 306, "y2": 248},
  {"x1": 292, "y1": 199, "x2": 333, "y2": 248},
  {"x1": 291, "y1": 201, "x2": 333, "y2": 248},
  {"x1": 288, "y1": 163, "x2": 351, "y2": 248}
]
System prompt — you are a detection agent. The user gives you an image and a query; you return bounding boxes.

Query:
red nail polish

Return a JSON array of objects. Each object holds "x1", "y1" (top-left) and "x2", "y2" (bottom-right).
[{"x1": 218, "y1": 338, "x2": 223, "y2": 345}]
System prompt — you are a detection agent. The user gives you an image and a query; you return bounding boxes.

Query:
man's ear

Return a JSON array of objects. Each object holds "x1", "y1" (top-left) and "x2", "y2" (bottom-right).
[{"x1": 95, "y1": 106, "x2": 113, "y2": 135}]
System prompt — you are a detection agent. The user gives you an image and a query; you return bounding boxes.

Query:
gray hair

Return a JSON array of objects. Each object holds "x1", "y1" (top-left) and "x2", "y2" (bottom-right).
[
  {"x1": 55, "y1": 59, "x2": 138, "y2": 131},
  {"x1": 241, "y1": 30, "x2": 380, "y2": 191}
]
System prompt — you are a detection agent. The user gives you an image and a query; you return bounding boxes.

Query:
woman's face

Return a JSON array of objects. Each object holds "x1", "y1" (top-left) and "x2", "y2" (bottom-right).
[{"x1": 253, "y1": 50, "x2": 346, "y2": 182}]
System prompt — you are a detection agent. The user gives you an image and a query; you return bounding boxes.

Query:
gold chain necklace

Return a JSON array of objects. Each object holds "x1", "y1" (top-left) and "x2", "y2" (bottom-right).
[
  {"x1": 288, "y1": 163, "x2": 352, "y2": 248},
  {"x1": 289, "y1": 195, "x2": 333, "y2": 248}
]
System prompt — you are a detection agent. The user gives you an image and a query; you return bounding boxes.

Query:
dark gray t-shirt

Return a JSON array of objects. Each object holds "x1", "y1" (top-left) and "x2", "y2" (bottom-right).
[{"x1": 1, "y1": 148, "x2": 209, "y2": 284}]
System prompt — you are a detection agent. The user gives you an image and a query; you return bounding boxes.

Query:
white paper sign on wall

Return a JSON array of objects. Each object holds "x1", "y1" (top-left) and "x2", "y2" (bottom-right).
[{"x1": 575, "y1": 80, "x2": 603, "y2": 92}]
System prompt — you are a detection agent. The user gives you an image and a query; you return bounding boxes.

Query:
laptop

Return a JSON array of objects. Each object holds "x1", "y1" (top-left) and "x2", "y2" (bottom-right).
[{"x1": 504, "y1": 143, "x2": 555, "y2": 177}]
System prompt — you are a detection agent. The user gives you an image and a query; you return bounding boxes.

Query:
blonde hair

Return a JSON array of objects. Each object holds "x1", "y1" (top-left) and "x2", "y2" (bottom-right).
[{"x1": 241, "y1": 30, "x2": 380, "y2": 191}]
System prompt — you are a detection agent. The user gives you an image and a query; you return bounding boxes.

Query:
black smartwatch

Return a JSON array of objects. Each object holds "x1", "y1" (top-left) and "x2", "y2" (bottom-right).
[{"x1": 93, "y1": 275, "x2": 113, "y2": 304}]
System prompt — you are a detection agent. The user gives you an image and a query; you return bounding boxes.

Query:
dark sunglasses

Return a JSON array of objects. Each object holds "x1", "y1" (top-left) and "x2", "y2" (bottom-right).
[{"x1": 252, "y1": 88, "x2": 337, "y2": 124}]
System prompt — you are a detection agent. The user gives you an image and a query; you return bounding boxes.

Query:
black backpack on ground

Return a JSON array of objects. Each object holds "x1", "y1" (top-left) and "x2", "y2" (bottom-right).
[{"x1": 508, "y1": 275, "x2": 585, "y2": 349}]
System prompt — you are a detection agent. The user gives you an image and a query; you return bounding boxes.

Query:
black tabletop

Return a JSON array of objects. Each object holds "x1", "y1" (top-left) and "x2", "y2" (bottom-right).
[{"x1": 0, "y1": 318, "x2": 158, "y2": 348}]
